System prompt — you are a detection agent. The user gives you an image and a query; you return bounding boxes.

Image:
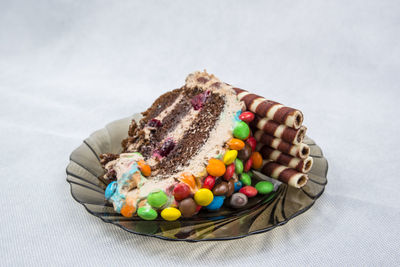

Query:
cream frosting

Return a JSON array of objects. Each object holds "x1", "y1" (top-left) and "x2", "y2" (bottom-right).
[{"x1": 104, "y1": 70, "x2": 244, "y2": 211}]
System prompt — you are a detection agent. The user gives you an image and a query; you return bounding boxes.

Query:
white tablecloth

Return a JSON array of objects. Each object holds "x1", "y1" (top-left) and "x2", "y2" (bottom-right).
[{"x1": 1, "y1": 0, "x2": 399, "y2": 266}]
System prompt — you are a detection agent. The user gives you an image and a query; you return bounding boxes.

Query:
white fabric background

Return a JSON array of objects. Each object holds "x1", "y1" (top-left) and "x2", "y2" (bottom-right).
[{"x1": 1, "y1": 0, "x2": 399, "y2": 266}]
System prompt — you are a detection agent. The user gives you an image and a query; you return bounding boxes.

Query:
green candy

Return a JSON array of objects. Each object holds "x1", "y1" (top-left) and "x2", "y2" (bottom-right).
[
  {"x1": 233, "y1": 121, "x2": 250, "y2": 140},
  {"x1": 147, "y1": 190, "x2": 168, "y2": 208},
  {"x1": 255, "y1": 181, "x2": 274, "y2": 194},
  {"x1": 137, "y1": 206, "x2": 158, "y2": 220},
  {"x1": 240, "y1": 173, "x2": 252, "y2": 186},
  {"x1": 235, "y1": 159, "x2": 244, "y2": 174}
]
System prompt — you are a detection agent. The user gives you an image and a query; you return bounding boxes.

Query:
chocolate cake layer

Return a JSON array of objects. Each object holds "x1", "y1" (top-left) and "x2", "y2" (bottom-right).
[{"x1": 157, "y1": 92, "x2": 225, "y2": 176}]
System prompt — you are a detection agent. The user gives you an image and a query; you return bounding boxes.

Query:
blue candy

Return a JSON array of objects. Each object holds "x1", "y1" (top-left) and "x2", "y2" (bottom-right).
[
  {"x1": 234, "y1": 181, "x2": 243, "y2": 192},
  {"x1": 234, "y1": 110, "x2": 242, "y2": 122},
  {"x1": 206, "y1": 196, "x2": 225, "y2": 211},
  {"x1": 105, "y1": 181, "x2": 117, "y2": 200}
]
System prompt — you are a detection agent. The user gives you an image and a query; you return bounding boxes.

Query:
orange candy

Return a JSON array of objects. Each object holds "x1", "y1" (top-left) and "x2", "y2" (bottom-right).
[
  {"x1": 251, "y1": 152, "x2": 263, "y2": 169},
  {"x1": 121, "y1": 204, "x2": 136, "y2": 217},
  {"x1": 138, "y1": 160, "x2": 151, "y2": 177},
  {"x1": 206, "y1": 158, "x2": 226, "y2": 177},
  {"x1": 227, "y1": 138, "x2": 245, "y2": 150},
  {"x1": 180, "y1": 172, "x2": 196, "y2": 189}
]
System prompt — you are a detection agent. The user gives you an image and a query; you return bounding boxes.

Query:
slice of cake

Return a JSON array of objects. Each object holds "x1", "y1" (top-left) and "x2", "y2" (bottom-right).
[{"x1": 100, "y1": 71, "x2": 311, "y2": 221}]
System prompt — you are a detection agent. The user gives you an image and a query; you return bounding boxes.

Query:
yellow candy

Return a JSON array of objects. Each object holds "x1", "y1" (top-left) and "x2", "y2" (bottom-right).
[
  {"x1": 194, "y1": 188, "x2": 214, "y2": 206},
  {"x1": 223, "y1": 150, "x2": 238, "y2": 165},
  {"x1": 161, "y1": 207, "x2": 182, "y2": 221}
]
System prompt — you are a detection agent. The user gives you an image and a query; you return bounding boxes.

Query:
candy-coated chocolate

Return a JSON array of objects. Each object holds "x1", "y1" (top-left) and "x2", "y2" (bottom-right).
[
  {"x1": 173, "y1": 183, "x2": 191, "y2": 201},
  {"x1": 121, "y1": 204, "x2": 136, "y2": 217},
  {"x1": 206, "y1": 196, "x2": 225, "y2": 211},
  {"x1": 234, "y1": 181, "x2": 243, "y2": 192},
  {"x1": 194, "y1": 188, "x2": 214, "y2": 206},
  {"x1": 203, "y1": 176, "x2": 216, "y2": 189},
  {"x1": 137, "y1": 160, "x2": 151, "y2": 177},
  {"x1": 161, "y1": 207, "x2": 181, "y2": 221},
  {"x1": 233, "y1": 121, "x2": 250, "y2": 140},
  {"x1": 137, "y1": 206, "x2": 158, "y2": 220},
  {"x1": 230, "y1": 192, "x2": 248, "y2": 208},
  {"x1": 147, "y1": 190, "x2": 168, "y2": 208},
  {"x1": 223, "y1": 150, "x2": 238, "y2": 165},
  {"x1": 179, "y1": 198, "x2": 198, "y2": 217},
  {"x1": 237, "y1": 143, "x2": 252, "y2": 161},
  {"x1": 251, "y1": 152, "x2": 263, "y2": 169},
  {"x1": 105, "y1": 181, "x2": 117, "y2": 200},
  {"x1": 206, "y1": 158, "x2": 226, "y2": 177},
  {"x1": 246, "y1": 137, "x2": 257, "y2": 152},
  {"x1": 255, "y1": 181, "x2": 274, "y2": 194},
  {"x1": 212, "y1": 181, "x2": 229, "y2": 196},
  {"x1": 180, "y1": 172, "x2": 196, "y2": 189},
  {"x1": 223, "y1": 164, "x2": 235, "y2": 181},
  {"x1": 240, "y1": 173, "x2": 252, "y2": 186},
  {"x1": 244, "y1": 158, "x2": 253, "y2": 172},
  {"x1": 239, "y1": 111, "x2": 255, "y2": 123},
  {"x1": 227, "y1": 179, "x2": 235, "y2": 197},
  {"x1": 239, "y1": 186, "x2": 258, "y2": 197},
  {"x1": 227, "y1": 138, "x2": 245, "y2": 150},
  {"x1": 234, "y1": 159, "x2": 244, "y2": 174}
]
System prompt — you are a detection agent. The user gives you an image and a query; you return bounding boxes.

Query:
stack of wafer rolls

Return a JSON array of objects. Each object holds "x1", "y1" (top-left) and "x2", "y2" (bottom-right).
[{"x1": 233, "y1": 87, "x2": 313, "y2": 188}]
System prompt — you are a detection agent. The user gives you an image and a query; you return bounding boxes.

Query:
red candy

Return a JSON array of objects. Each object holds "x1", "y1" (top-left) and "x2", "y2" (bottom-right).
[
  {"x1": 246, "y1": 136, "x2": 257, "y2": 152},
  {"x1": 223, "y1": 164, "x2": 235, "y2": 181},
  {"x1": 239, "y1": 112, "x2": 255, "y2": 123},
  {"x1": 244, "y1": 158, "x2": 253, "y2": 172},
  {"x1": 239, "y1": 186, "x2": 258, "y2": 197},
  {"x1": 173, "y1": 183, "x2": 191, "y2": 201},
  {"x1": 203, "y1": 176, "x2": 216, "y2": 190}
]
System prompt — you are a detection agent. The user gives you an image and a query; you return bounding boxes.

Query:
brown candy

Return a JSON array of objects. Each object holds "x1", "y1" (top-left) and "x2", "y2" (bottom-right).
[
  {"x1": 227, "y1": 179, "x2": 235, "y2": 197},
  {"x1": 237, "y1": 143, "x2": 252, "y2": 161},
  {"x1": 179, "y1": 198, "x2": 197, "y2": 218},
  {"x1": 212, "y1": 181, "x2": 228, "y2": 196}
]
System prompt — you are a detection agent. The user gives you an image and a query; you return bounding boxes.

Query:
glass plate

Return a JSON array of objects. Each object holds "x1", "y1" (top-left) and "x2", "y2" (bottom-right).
[{"x1": 66, "y1": 114, "x2": 328, "y2": 242}]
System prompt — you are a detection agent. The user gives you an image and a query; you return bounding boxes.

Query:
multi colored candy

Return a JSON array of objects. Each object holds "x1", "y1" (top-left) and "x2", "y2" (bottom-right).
[
  {"x1": 223, "y1": 150, "x2": 238, "y2": 165},
  {"x1": 233, "y1": 121, "x2": 250, "y2": 140},
  {"x1": 238, "y1": 111, "x2": 255, "y2": 123},
  {"x1": 227, "y1": 138, "x2": 245, "y2": 150},
  {"x1": 255, "y1": 181, "x2": 274, "y2": 194},
  {"x1": 161, "y1": 207, "x2": 181, "y2": 221},
  {"x1": 194, "y1": 188, "x2": 214, "y2": 206},
  {"x1": 147, "y1": 190, "x2": 168, "y2": 208},
  {"x1": 179, "y1": 198, "x2": 198, "y2": 217},
  {"x1": 240, "y1": 172, "x2": 252, "y2": 186},
  {"x1": 206, "y1": 196, "x2": 225, "y2": 211},
  {"x1": 234, "y1": 158, "x2": 244, "y2": 174},
  {"x1": 239, "y1": 186, "x2": 258, "y2": 198},
  {"x1": 223, "y1": 164, "x2": 235, "y2": 181},
  {"x1": 173, "y1": 183, "x2": 191, "y2": 201},
  {"x1": 137, "y1": 206, "x2": 158, "y2": 220},
  {"x1": 206, "y1": 158, "x2": 226, "y2": 177},
  {"x1": 202, "y1": 176, "x2": 216, "y2": 189},
  {"x1": 230, "y1": 192, "x2": 248, "y2": 208}
]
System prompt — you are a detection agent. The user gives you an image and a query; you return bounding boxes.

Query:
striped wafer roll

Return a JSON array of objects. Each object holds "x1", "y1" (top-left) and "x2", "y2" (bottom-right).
[
  {"x1": 259, "y1": 145, "x2": 313, "y2": 173},
  {"x1": 261, "y1": 161, "x2": 308, "y2": 188},
  {"x1": 233, "y1": 88, "x2": 303, "y2": 129},
  {"x1": 254, "y1": 130, "x2": 310, "y2": 159},
  {"x1": 252, "y1": 116, "x2": 307, "y2": 144}
]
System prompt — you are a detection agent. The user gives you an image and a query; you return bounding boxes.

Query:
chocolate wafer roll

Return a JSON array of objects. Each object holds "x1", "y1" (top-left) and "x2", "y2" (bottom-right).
[
  {"x1": 259, "y1": 145, "x2": 313, "y2": 173},
  {"x1": 261, "y1": 161, "x2": 308, "y2": 188},
  {"x1": 252, "y1": 116, "x2": 307, "y2": 144},
  {"x1": 233, "y1": 88, "x2": 303, "y2": 129},
  {"x1": 254, "y1": 130, "x2": 310, "y2": 159}
]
